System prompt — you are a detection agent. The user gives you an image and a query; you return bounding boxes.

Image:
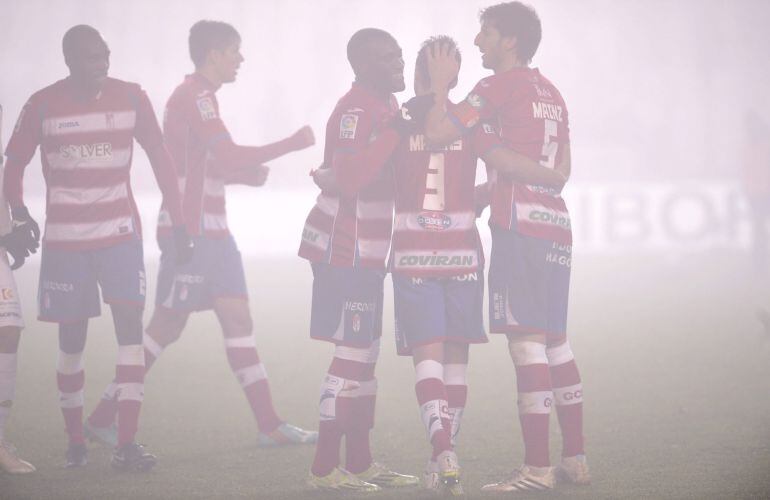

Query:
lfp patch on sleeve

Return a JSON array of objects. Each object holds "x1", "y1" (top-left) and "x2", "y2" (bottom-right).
[
  {"x1": 339, "y1": 114, "x2": 359, "y2": 139},
  {"x1": 196, "y1": 97, "x2": 217, "y2": 121}
]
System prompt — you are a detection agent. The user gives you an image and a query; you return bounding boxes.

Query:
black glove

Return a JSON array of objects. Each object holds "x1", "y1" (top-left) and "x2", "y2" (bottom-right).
[
  {"x1": 0, "y1": 225, "x2": 37, "y2": 270},
  {"x1": 11, "y1": 206, "x2": 40, "y2": 253},
  {"x1": 389, "y1": 94, "x2": 436, "y2": 137},
  {"x1": 172, "y1": 225, "x2": 194, "y2": 265}
]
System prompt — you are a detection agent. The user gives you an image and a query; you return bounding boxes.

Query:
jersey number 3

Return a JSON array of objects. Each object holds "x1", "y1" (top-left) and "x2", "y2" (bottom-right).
[{"x1": 423, "y1": 153, "x2": 446, "y2": 211}]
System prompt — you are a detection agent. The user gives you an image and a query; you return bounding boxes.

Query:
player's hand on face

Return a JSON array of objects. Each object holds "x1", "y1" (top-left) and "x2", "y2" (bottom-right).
[
  {"x1": 427, "y1": 42, "x2": 460, "y2": 92},
  {"x1": 291, "y1": 125, "x2": 315, "y2": 150}
]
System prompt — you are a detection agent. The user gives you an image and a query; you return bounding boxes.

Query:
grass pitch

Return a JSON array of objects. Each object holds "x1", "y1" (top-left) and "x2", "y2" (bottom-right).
[{"x1": 1, "y1": 253, "x2": 769, "y2": 499}]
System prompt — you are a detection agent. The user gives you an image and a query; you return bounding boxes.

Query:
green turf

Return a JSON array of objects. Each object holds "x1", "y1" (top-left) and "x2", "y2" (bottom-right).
[{"x1": 1, "y1": 254, "x2": 769, "y2": 499}]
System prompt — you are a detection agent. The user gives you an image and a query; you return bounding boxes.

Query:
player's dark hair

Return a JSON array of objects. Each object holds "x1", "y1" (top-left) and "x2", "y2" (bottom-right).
[
  {"x1": 62, "y1": 25, "x2": 103, "y2": 63},
  {"x1": 347, "y1": 28, "x2": 394, "y2": 76},
  {"x1": 189, "y1": 20, "x2": 241, "y2": 68},
  {"x1": 480, "y1": 1, "x2": 541, "y2": 63},
  {"x1": 415, "y1": 35, "x2": 461, "y2": 90}
]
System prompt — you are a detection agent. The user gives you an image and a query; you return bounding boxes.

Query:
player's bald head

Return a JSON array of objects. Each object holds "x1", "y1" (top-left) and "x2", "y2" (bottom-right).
[
  {"x1": 347, "y1": 28, "x2": 396, "y2": 75},
  {"x1": 62, "y1": 25, "x2": 106, "y2": 65},
  {"x1": 480, "y1": 1, "x2": 541, "y2": 63}
]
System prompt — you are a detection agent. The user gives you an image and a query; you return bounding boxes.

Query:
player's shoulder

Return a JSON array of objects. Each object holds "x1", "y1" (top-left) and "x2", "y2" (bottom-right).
[
  {"x1": 528, "y1": 69, "x2": 567, "y2": 104},
  {"x1": 103, "y1": 77, "x2": 144, "y2": 96},
  {"x1": 26, "y1": 78, "x2": 69, "y2": 104},
  {"x1": 169, "y1": 74, "x2": 215, "y2": 108}
]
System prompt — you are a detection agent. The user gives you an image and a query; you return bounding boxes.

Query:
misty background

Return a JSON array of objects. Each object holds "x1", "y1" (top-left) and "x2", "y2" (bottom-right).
[
  {"x1": 1, "y1": 1, "x2": 770, "y2": 498},
  {"x1": 2, "y1": 0, "x2": 769, "y2": 258}
]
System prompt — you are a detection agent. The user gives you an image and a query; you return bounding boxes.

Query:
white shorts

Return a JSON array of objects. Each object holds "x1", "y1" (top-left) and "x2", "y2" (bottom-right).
[{"x1": 0, "y1": 251, "x2": 24, "y2": 329}]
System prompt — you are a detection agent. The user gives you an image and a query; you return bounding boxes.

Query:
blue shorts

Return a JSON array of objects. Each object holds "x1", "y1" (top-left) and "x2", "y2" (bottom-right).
[
  {"x1": 38, "y1": 239, "x2": 146, "y2": 323},
  {"x1": 393, "y1": 272, "x2": 487, "y2": 356},
  {"x1": 488, "y1": 228, "x2": 571, "y2": 341},
  {"x1": 155, "y1": 235, "x2": 248, "y2": 312},
  {"x1": 309, "y1": 262, "x2": 384, "y2": 348}
]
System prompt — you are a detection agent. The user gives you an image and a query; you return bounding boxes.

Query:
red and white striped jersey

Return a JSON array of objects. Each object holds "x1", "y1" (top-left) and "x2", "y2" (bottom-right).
[
  {"x1": 391, "y1": 115, "x2": 500, "y2": 277},
  {"x1": 450, "y1": 67, "x2": 572, "y2": 244},
  {"x1": 157, "y1": 73, "x2": 229, "y2": 239},
  {"x1": 3, "y1": 77, "x2": 182, "y2": 250},
  {"x1": 298, "y1": 83, "x2": 399, "y2": 269}
]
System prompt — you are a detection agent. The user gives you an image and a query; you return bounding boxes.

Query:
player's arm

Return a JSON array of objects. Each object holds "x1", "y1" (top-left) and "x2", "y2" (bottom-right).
[
  {"x1": 133, "y1": 89, "x2": 186, "y2": 227},
  {"x1": 223, "y1": 164, "x2": 269, "y2": 186},
  {"x1": 481, "y1": 147, "x2": 567, "y2": 189},
  {"x1": 133, "y1": 89, "x2": 193, "y2": 263},
  {"x1": 424, "y1": 42, "x2": 465, "y2": 146},
  {"x1": 330, "y1": 110, "x2": 401, "y2": 197},
  {"x1": 3, "y1": 99, "x2": 42, "y2": 249}
]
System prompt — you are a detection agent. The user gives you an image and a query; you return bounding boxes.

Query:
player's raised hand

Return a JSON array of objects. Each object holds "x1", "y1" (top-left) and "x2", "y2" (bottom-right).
[
  {"x1": 427, "y1": 41, "x2": 460, "y2": 92},
  {"x1": 290, "y1": 125, "x2": 315, "y2": 151}
]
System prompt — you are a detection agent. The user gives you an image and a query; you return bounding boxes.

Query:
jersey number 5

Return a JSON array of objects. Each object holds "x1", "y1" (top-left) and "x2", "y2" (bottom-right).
[{"x1": 540, "y1": 118, "x2": 558, "y2": 169}]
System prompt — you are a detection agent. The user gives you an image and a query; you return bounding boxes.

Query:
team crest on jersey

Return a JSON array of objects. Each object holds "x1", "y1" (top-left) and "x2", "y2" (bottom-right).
[
  {"x1": 196, "y1": 96, "x2": 217, "y2": 121},
  {"x1": 351, "y1": 313, "x2": 361, "y2": 333},
  {"x1": 417, "y1": 212, "x2": 452, "y2": 231},
  {"x1": 466, "y1": 93, "x2": 485, "y2": 109},
  {"x1": 339, "y1": 114, "x2": 359, "y2": 139},
  {"x1": 482, "y1": 122, "x2": 496, "y2": 134},
  {"x1": 0, "y1": 288, "x2": 14, "y2": 301}
]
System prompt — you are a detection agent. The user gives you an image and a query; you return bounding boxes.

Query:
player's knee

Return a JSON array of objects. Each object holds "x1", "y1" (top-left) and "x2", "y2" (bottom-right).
[
  {"x1": 545, "y1": 340, "x2": 574, "y2": 366},
  {"x1": 333, "y1": 339, "x2": 380, "y2": 366},
  {"x1": 111, "y1": 304, "x2": 143, "y2": 346},
  {"x1": 146, "y1": 309, "x2": 187, "y2": 346},
  {"x1": 58, "y1": 321, "x2": 88, "y2": 354},
  {"x1": 0, "y1": 326, "x2": 21, "y2": 353},
  {"x1": 508, "y1": 339, "x2": 548, "y2": 366}
]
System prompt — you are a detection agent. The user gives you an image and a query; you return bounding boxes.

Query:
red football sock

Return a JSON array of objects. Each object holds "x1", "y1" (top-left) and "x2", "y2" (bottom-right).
[
  {"x1": 515, "y1": 362, "x2": 552, "y2": 468},
  {"x1": 225, "y1": 336, "x2": 282, "y2": 433},
  {"x1": 415, "y1": 360, "x2": 451, "y2": 459},
  {"x1": 547, "y1": 342, "x2": 585, "y2": 457},
  {"x1": 116, "y1": 344, "x2": 145, "y2": 446}
]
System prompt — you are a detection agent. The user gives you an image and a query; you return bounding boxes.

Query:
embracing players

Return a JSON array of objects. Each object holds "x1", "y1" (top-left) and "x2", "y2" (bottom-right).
[
  {"x1": 85, "y1": 20, "x2": 318, "y2": 447},
  {"x1": 3, "y1": 25, "x2": 191, "y2": 471},
  {"x1": 424, "y1": 2, "x2": 589, "y2": 492},
  {"x1": 393, "y1": 35, "x2": 570, "y2": 495},
  {"x1": 299, "y1": 28, "x2": 420, "y2": 492}
]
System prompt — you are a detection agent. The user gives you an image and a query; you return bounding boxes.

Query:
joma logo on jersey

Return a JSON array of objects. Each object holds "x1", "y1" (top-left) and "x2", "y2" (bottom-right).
[
  {"x1": 57, "y1": 120, "x2": 80, "y2": 129},
  {"x1": 408, "y1": 135, "x2": 462, "y2": 152},
  {"x1": 60, "y1": 143, "x2": 113, "y2": 160},
  {"x1": 398, "y1": 255, "x2": 475, "y2": 267},
  {"x1": 529, "y1": 210, "x2": 571, "y2": 229},
  {"x1": 532, "y1": 101, "x2": 563, "y2": 122}
]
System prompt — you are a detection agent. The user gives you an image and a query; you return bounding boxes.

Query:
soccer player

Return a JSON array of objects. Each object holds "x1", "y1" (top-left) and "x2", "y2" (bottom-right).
[
  {"x1": 299, "y1": 28, "x2": 419, "y2": 492},
  {"x1": 392, "y1": 35, "x2": 569, "y2": 496},
  {"x1": 3, "y1": 25, "x2": 191, "y2": 471},
  {"x1": 424, "y1": 2, "x2": 590, "y2": 491},
  {"x1": 85, "y1": 20, "x2": 318, "y2": 448},
  {"x1": 0, "y1": 104, "x2": 37, "y2": 474}
]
